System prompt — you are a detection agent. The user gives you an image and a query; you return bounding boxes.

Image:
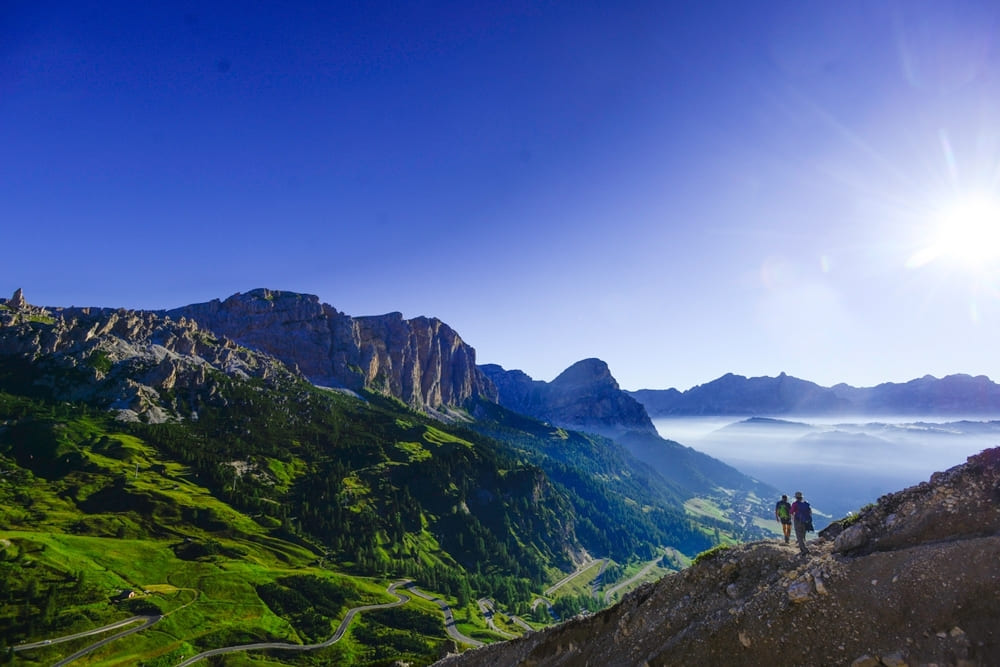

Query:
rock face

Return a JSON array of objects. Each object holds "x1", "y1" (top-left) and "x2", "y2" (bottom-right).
[
  {"x1": 480, "y1": 358, "x2": 657, "y2": 438},
  {"x1": 163, "y1": 288, "x2": 496, "y2": 411},
  {"x1": 435, "y1": 448, "x2": 1000, "y2": 666},
  {"x1": 0, "y1": 290, "x2": 299, "y2": 422}
]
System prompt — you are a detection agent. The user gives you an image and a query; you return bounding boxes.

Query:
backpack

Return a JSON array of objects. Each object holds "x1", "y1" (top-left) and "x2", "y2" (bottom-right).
[
  {"x1": 776, "y1": 501, "x2": 790, "y2": 520},
  {"x1": 797, "y1": 501, "x2": 813, "y2": 532}
]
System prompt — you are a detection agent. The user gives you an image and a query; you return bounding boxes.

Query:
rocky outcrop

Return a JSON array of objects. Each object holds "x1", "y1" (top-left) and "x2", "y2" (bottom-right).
[
  {"x1": 480, "y1": 358, "x2": 656, "y2": 438},
  {"x1": 0, "y1": 289, "x2": 300, "y2": 422},
  {"x1": 164, "y1": 289, "x2": 496, "y2": 412},
  {"x1": 435, "y1": 448, "x2": 1000, "y2": 666}
]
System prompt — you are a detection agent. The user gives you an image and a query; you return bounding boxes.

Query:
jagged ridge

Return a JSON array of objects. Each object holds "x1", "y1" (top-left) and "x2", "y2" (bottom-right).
[{"x1": 0, "y1": 289, "x2": 299, "y2": 422}]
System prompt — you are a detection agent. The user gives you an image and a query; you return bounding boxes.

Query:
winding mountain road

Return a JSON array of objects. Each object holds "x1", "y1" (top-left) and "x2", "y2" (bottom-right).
[
  {"x1": 407, "y1": 584, "x2": 484, "y2": 647},
  {"x1": 17, "y1": 578, "x2": 493, "y2": 664},
  {"x1": 52, "y1": 615, "x2": 162, "y2": 667},
  {"x1": 14, "y1": 615, "x2": 163, "y2": 667},
  {"x1": 174, "y1": 580, "x2": 412, "y2": 666},
  {"x1": 13, "y1": 616, "x2": 155, "y2": 653},
  {"x1": 477, "y1": 598, "x2": 516, "y2": 639},
  {"x1": 531, "y1": 597, "x2": 558, "y2": 621}
]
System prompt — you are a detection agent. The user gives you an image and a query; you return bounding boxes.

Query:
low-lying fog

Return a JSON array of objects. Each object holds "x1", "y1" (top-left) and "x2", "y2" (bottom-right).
[{"x1": 654, "y1": 416, "x2": 1000, "y2": 528}]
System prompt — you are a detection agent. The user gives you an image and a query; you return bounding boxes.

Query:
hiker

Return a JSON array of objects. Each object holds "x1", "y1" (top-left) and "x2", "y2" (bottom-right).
[
  {"x1": 790, "y1": 491, "x2": 813, "y2": 555},
  {"x1": 774, "y1": 494, "x2": 792, "y2": 544}
]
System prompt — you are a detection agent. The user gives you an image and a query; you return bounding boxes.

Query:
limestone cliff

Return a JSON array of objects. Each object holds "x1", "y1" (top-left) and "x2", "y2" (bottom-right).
[
  {"x1": 164, "y1": 288, "x2": 496, "y2": 412},
  {"x1": 435, "y1": 447, "x2": 1000, "y2": 666}
]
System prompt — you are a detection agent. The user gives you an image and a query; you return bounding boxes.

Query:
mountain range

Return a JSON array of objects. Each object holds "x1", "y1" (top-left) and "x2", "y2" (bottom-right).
[
  {"x1": 630, "y1": 371, "x2": 1000, "y2": 417},
  {"x1": 0, "y1": 287, "x2": 772, "y2": 665},
  {"x1": 3, "y1": 286, "x2": 996, "y2": 666}
]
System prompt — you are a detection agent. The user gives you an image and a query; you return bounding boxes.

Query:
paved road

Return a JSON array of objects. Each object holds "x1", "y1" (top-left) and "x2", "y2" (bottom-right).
[
  {"x1": 53, "y1": 615, "x2": 162, "y2": 667},
  {"x1": 175, "y1": 580, "x2": 411, "y2": 666},
  {"x1": 476, "y1": 598, "x2": 516, "y2": 639},
  {"x1": 406, "y1": 584, "x2": 484, "y2": 647},
  {"x1": 14, "y1": 615, "x2": 163, "y2": 667},
  {"x1": 604, "y1": 558, "x2": 661, "y2": 604},
  {"x1": 510, "y1": 614, "x2": 534, "y2": 633},
  {"x1": 530, "y1": 597, "x2": 558, "y2": 621},
  {"x1": 590, "y1": 559, "x2": 609, "y2": 599},
  {"x1": 17, "y1": 578, "x2": 493, "y2": 665},
  {"x1": 14, "y1": 616, "x2": 153, "y2": 653},
  {"x1": 544, "y1": 558, "x2": 604, "y2": 596}
]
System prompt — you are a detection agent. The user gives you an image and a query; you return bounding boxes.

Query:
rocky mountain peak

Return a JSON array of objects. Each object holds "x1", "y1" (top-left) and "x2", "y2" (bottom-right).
[
  {"x1": 9, "y1": 288, "x2": 26, "y2": 309},
  {"x1": 480, "y1": 360, "x2": 656, "y2": 439},
  {"x1": 436, "y1": 447, "x2": 1000, "y2": 666},
  {"x1": 550, "y1": 357, "x2": 619, "y2": 391},
  {"x1": 2, "y1": 288, "x2": 48, "y2": 322}
]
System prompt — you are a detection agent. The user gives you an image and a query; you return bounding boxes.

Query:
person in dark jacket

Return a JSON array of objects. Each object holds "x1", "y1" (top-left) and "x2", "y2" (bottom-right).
[{"x1": 790, "y1": 491, "x2": 812, "y2": 555}]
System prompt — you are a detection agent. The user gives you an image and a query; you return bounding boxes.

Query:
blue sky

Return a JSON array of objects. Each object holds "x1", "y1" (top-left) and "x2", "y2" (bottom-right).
[{"x1": 4, "y1": 1, "x2": 1000, "y2": 391}]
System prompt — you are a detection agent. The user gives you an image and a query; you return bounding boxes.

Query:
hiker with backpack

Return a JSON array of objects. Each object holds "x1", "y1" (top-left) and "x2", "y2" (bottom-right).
[
  {"x1": 774, "y1": 494, "x2": 792, "y2": 544},
  {"x1": 791, "y1": 491, "x2": 813, "y2": 555}
]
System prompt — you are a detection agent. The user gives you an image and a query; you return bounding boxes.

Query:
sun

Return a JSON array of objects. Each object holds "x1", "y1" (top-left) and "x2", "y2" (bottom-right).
[{"x1": 907, "y1": 193, "x2": 1000, "y2": 269}]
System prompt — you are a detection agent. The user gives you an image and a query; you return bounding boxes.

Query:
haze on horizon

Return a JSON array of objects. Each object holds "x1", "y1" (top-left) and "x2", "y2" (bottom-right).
[
  {"x1": 654, "y1": 413, "x2": 1000, "y2": 523},
  {"x1": 4, "y1": 2, "x2": 1000, "y2": 393}
]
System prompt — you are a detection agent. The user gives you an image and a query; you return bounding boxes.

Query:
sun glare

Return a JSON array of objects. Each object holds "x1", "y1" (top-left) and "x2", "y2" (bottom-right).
[{"x1": 908, "y1": 194, "x2": 1000, "y2": 269}]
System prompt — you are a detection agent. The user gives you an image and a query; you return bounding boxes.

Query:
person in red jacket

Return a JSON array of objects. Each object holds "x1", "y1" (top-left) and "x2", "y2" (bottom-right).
[{"x1": 790, "y1": 491, "x2": 812, "y2": 555}]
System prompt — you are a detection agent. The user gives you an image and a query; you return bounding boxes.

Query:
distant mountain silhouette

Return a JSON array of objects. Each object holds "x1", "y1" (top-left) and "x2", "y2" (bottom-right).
[
  {"x1": 830, "y1": 373, "x2": 1000, "y2": 415},
  {"x1": 630, "y1": 372, "x2": 1000, "y2": 417}
]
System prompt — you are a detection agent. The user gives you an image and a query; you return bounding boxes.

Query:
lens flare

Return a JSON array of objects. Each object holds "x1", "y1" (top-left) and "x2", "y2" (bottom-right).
[{"x1": 907, "y1": 194, "x2": 1000, "y2": 269}]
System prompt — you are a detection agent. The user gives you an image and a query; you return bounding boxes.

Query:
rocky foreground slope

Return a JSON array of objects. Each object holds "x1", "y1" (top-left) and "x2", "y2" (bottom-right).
[{"x1": 436, "y1": 448, "x2": 1000, "y2": 666}]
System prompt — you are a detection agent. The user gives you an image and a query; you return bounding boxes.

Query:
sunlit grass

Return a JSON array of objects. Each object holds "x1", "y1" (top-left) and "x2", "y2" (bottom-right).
[{"x1": 683, "y1": 497, "x2": 731, "y2": 523}]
